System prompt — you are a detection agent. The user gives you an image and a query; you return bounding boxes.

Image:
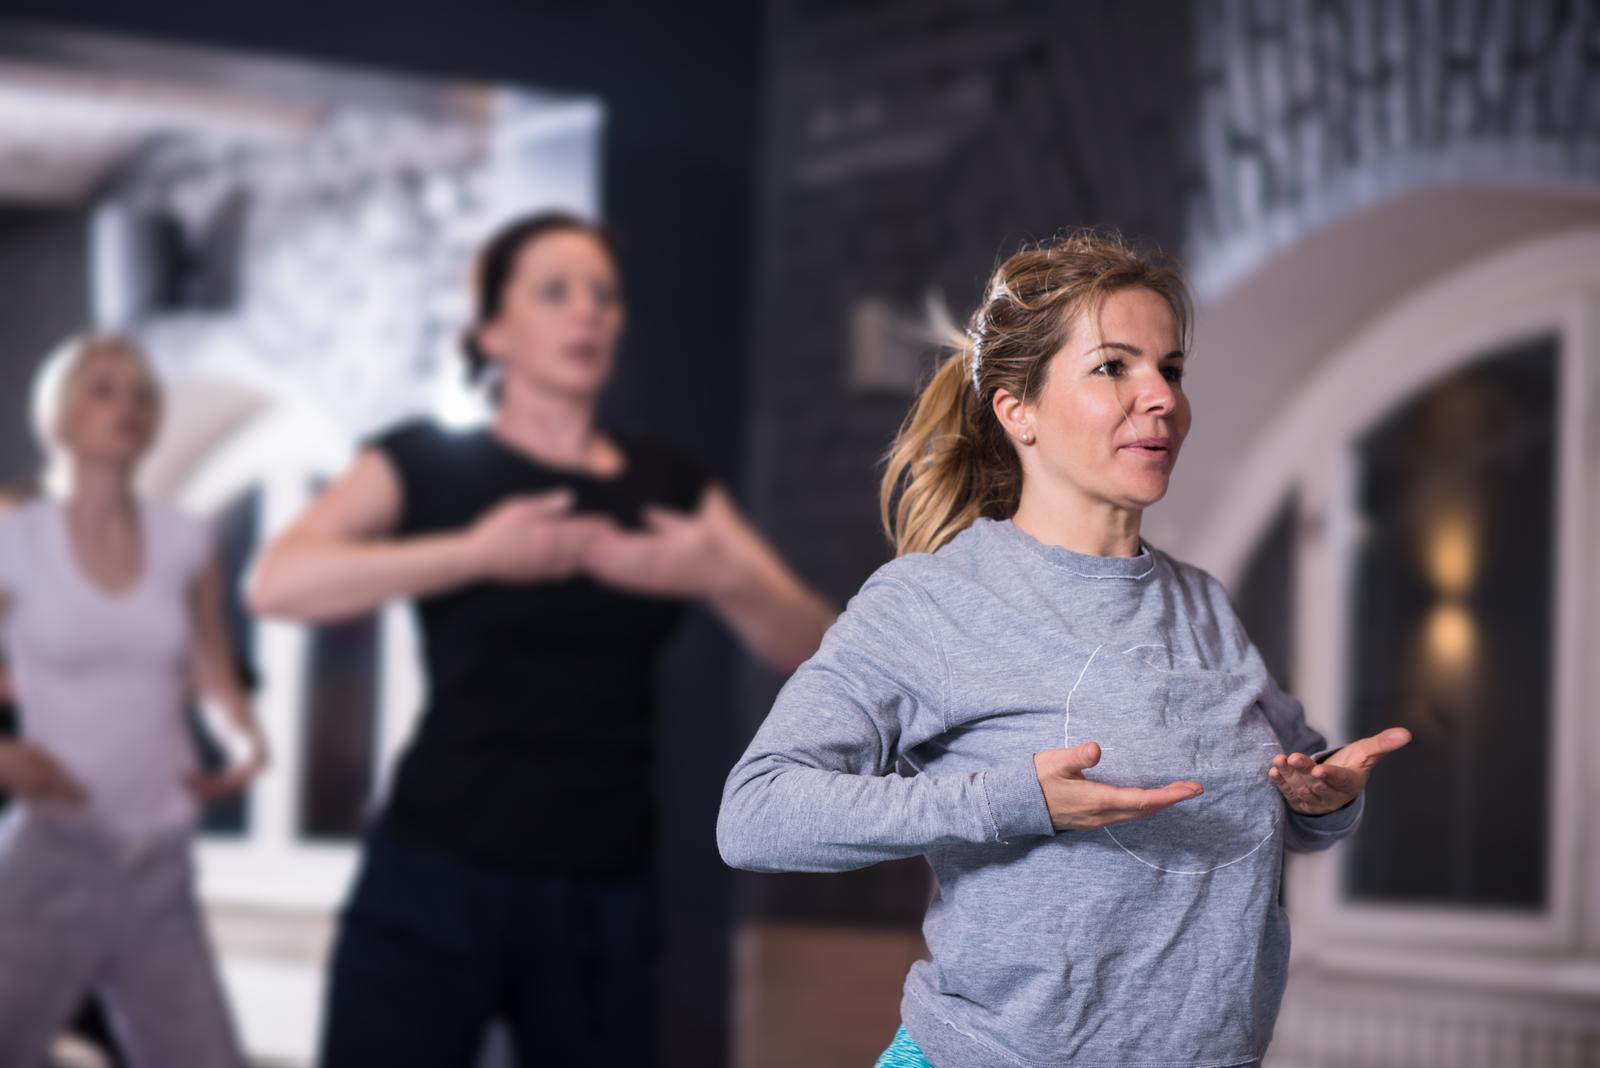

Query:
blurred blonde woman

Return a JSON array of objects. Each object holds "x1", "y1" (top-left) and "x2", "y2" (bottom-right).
[
  {"x1": 718, "y1": 232, "x2": 1412, "y2": 1068},
  {"x1": 0, "y1": 334, "x2": 266, "y2": 1067}
]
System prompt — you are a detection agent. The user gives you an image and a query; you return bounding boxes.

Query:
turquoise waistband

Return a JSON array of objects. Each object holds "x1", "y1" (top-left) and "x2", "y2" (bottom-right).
[{"x1": 873, "y1": 1024, "x2": 933, "y2": 1067}]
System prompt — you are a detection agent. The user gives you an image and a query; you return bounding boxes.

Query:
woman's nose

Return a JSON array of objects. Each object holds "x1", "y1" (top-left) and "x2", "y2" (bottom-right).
[{"x1": 1126, "y1": 369, "x2": 1175, "y2": 413}]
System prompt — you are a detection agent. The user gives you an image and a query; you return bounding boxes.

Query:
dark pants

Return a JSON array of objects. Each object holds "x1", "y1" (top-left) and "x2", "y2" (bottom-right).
[{"x1": 319, "y1": 824, "x2": 657, "y2": 1068}]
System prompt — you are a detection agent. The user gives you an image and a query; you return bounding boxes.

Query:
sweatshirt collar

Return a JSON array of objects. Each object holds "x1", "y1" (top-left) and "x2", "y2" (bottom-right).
[{"x1": 984, "y1": 517, "x2": 1156, "y2": 581}]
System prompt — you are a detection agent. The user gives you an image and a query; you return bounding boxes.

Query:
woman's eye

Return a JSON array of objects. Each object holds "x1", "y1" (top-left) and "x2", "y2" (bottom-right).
[
  {"x1": 591, "y1": 283, "x2": 619, "y2": 307},
  {"x1": 538, "y1": 281, "x2": 568, "y2": 303},
  {"x1": 1092, "y1": 360, "x2": 1124, "y2": 378},
  {"x1": 1163, "y1": 366, "x2": 1185, "y2": 384}
]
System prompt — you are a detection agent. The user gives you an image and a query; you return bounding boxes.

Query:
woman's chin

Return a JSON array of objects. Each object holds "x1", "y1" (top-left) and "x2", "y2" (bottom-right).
[
  {"x1": 77, "y1": 442, "x2": 150, "y2": 467},
  {"x1": 515, "y1": 368, "x2": 611, "y2": 403},
  {"x1": 1117, "y1": 477, "x2": 1171, "y2": 510},
  {"x1": 558, "y1": 377, "x2": 608, "y2": 402}
]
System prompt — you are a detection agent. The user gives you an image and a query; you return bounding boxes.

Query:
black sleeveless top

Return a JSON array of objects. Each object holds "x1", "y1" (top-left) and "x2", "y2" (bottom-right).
[{"x1": 371, "y1": 419, "x2": 710, "y2": 873}]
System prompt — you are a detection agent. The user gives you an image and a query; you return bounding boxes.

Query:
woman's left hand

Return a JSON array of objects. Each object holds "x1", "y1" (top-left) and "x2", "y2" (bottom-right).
[
  {"x1": 580, "y1": 504, "x2": 722, "y2": 599},
  {"x1": 1269, "y1": 727, "x2": 1412, "y2": 815},
  {"x1": 582, "y1": 485, "x2": 833, "y2": 672}
]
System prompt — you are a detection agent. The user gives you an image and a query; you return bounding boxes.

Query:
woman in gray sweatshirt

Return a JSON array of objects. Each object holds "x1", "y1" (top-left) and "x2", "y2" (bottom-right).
[{"x1": 717, "y1": 231, "x2": 1412, "y2": 1068}]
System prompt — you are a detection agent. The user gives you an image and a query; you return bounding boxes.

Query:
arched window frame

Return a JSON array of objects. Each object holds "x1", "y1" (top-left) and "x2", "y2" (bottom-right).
[{"x1": 1194, "y1": 231, "x2": 1600, "y2": 989}]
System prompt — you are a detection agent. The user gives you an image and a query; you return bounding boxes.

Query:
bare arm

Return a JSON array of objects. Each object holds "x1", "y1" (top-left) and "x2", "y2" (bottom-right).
[
  {"x1": 0, "y1": 488, "x2": 22, "y2": 625},
  {"x1": 248, "y1": 448, "x2": 611, "y2": 623},
  {"x1": 695, "y1": 486, "x2": 835, "y2": 673},
  {"x1": 187, "y1": 551, "x2": 268, "y2": 799},
  {"x1": 247, "y1": 449, "x2": 485, "y2": 623}
]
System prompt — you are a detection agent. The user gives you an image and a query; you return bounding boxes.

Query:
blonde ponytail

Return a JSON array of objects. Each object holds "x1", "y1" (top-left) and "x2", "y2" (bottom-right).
[{"x1": 880, "y1": 340, "x2": 1020, "y2": 556}]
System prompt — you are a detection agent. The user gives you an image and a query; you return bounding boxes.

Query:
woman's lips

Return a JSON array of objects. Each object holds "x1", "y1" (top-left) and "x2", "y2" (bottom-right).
[{"x1": 1120, "y1": 438, "x2": 1171, "y2": 458}]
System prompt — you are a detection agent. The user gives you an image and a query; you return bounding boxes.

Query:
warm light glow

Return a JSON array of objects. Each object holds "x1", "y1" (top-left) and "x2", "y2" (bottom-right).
[
  {"x1": 1424, "y1": 601, "x2": 1475, "y2": 673},
  {"x1": 1425, "y1": 505, "x2": 1477, "y2": 596}
]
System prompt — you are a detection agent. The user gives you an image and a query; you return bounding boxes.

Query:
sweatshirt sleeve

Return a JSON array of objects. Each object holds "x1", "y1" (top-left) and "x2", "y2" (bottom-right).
[
  {"x1": 1255, "y1": 672, "x2": 1364, "y2": 853},
  {"x1": 1201, "y1": 571, "x2": 1363, "y2": 853},
  {"x1": 717, "y1": 572, "x2": 1055, "y2": 873}
]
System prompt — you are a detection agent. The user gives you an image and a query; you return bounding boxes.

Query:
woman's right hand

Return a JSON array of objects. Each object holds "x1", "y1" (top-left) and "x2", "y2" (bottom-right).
[
  {"x1": 466, "y1": 489, "x2": 616, "y2": 583},
  {"x1": 1033, "y1": 741, "x2": 1202, "y2": 832},
  {"x1": 0, "y1": 740, "x2": 86, "y2": 804}
]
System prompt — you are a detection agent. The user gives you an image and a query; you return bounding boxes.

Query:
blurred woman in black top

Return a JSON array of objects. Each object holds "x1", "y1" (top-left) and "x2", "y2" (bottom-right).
[{"x1": 249, "y1": 212, "x2": 833, "y2": 1068}]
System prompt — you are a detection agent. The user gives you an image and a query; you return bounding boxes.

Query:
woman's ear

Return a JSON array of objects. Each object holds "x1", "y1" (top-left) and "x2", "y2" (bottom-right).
[
  {"x1": 472, "y1": 322, "x2": 504, "y2": 366},
  {"x1": 991, "y1": 388, "x2": 1034, "y2": 446}
]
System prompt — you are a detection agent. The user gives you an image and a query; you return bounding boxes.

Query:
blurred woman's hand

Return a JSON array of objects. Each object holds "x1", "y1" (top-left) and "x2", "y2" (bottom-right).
[
  {"x1": 579, "y1": 504, "x2": 720, "y2": 599},
  {"x1": 0, "y1": 740, "x2": 86, "y2": 804},
  {"x1": 185, "y1": 726, "x2": 270, "y2": 804},
  {"x1": 467, "y1": 489, "x2": 615, "y2": 583},
  {"x1": 1269, "y1": 727, "x2": 1412, "y2": 815},
  {"x1": 1034, "y1": 742, "x2": 1204, "y2": 832}
]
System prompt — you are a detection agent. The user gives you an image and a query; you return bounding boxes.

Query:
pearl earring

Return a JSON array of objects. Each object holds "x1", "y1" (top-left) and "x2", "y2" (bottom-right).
[{"x1": 1020, "y1": 431, "x2": 1034, "y2": 444}]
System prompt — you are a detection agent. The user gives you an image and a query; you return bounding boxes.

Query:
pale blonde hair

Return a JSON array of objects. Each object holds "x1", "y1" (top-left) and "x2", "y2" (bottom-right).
[
  {"x1": 30, "y1": 333, "x2": 159, "y2": 494},
  {"x1": 880, "y1": 230, "x2": 1192, "y2": 556}
]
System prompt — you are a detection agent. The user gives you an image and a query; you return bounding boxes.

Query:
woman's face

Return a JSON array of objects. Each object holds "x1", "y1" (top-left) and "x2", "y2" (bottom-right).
[
  {"x1": 1016, "y1": 286, "x2": 1190, "y2": 513},
  {"x1": 475, "y1": 229, "x2": 625, "y2": 402},
  {"x1": 60, "y1": 348, "x2": 161, "y2": 467}
]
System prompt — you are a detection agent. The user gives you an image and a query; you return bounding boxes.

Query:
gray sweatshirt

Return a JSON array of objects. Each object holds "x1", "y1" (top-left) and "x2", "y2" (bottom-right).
[{"x1": 717, "y1": 517, "x2": 1363, "y2": 1068}]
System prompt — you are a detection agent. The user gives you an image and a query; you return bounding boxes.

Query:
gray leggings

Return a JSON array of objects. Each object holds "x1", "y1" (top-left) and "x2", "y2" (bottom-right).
[{"x1": 0, "y1": 810, "x2": 242, "y2": 1068}]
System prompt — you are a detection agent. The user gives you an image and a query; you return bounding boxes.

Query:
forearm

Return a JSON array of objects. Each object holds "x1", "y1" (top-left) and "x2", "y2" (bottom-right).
[
  {"x1": 717, "y1": 752, "x2": 1051, "y2": 873},
  {"x1": 0, "y1": 741, "x2": 19, "y2": 791},
  {"x1": 249, "y1": 531, "x2": 482, "y2": 623},
  {"x1": 707, "y1": 555, "x2": 835, "y2": 674}
]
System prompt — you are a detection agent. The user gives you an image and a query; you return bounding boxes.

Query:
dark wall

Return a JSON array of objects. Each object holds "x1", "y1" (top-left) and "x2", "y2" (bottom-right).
[
  {"x1": 739, "y1": 0, "x2": 1196, "y2": 926},
  {"x1": 0, "y1": 207, "x2": 91, "y2": 486},
  {"x1": 0, "y1": 4, "x2": 762, "y2": 1065}
]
